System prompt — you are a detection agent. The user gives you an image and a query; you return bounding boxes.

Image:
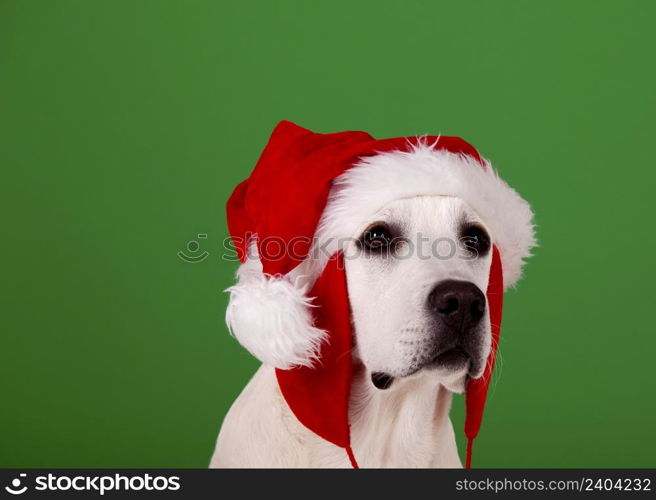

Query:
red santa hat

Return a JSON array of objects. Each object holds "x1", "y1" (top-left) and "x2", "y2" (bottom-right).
[{"x1": 225, "y1": 120, "x2": 535, "y2": 468}]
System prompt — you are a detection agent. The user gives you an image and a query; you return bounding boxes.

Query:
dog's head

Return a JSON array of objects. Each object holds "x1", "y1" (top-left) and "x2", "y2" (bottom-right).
[{"x1": 344, "y1": 195, "x2": 494, "y2": 393}]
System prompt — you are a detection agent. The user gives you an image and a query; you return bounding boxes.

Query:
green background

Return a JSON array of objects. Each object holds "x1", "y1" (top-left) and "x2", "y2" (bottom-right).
[{"x1": 1, "y1": 0, "x2": 654, "y2": 468}]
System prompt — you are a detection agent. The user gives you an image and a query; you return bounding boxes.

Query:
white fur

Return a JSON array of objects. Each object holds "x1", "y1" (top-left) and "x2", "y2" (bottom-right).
[
  {"x1": 225, "y1": 251, "x2": 326, "y2": 369},
  {"x1": 342, "y1": 197, "x2": 492, "y2": 384}
]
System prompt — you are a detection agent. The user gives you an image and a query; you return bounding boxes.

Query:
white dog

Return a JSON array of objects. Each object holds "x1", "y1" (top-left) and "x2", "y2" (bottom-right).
[{"x1": 209, "y1": 122, "x2": 534, "y2": 468}]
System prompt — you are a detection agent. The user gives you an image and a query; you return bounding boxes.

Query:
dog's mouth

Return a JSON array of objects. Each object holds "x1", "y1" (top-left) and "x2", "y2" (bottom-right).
[
  {"x1": 430, "y1": 346, "x2": 470, "y2": 370},
  {"x1": 371, "y1": 346, "x2": 473, "y2": 391}
]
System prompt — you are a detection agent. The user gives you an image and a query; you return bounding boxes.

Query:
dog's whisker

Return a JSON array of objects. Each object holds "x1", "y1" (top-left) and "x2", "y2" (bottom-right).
[{"x1": 335, "y1": 347, "x2": 355, "y2": 363}]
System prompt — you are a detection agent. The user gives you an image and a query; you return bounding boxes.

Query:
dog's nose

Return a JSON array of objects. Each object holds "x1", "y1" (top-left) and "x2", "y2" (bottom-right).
[{"x1": 428, "y1": 280, "x2": 486, "y2": 330}]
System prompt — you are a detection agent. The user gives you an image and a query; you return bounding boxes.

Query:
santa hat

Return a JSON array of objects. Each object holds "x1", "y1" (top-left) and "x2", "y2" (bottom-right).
[{"x1": 225, "y1": 120, "x2": 535, "y2": 468}]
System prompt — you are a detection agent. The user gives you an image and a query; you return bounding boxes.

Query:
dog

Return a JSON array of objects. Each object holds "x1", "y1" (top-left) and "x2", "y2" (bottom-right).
[{"x1": 209, "y1": 122, "x2": 534, "y2": 468}]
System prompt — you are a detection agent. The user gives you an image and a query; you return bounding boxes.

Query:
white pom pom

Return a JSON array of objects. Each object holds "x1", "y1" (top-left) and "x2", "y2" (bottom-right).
[{"x1": 225, "y1": 256, "x2": 326, "y2": 369}]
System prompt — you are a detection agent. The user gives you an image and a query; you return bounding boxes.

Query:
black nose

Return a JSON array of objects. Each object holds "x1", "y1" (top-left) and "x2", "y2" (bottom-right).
[{"x1": 428, "y1": 280, "x2": 486, "y2": 330}]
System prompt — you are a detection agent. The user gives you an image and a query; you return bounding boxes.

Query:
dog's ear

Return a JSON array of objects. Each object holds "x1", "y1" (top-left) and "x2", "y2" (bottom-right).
[{"x1": 225, "y1": 246, "x2": 326, "y2": 369}]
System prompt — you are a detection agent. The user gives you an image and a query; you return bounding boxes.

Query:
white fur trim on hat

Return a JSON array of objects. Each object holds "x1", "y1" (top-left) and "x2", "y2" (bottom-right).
[
  {"x1": 313, "y1": 142, "x2": 536, "y2": 289},
  {"x1": 225, "y1": 247, "x2": 327, "y2": 369}
]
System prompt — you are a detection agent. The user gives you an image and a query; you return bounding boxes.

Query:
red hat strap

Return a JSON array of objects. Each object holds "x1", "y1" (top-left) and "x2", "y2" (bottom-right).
[
  {"x1": 464, "y1": 245, "x2": 504, "y2": 468},
  {"x1": 276, "y1": 253, "x2": 357, "y2": 464}
]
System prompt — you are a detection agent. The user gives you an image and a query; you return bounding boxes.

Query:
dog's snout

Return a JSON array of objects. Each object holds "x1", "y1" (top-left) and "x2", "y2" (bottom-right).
[{"x1": 428, "y1": 280, "x2": 486, "y2": 330}]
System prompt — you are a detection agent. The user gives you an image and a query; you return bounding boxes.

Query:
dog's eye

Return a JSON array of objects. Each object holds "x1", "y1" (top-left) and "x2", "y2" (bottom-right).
[
  {"x1": 362, "y1": 224, "x2": 394, "y2": 252},
  {"x1": 461, "y1": 225, "x2": 490, "y2": 256}
]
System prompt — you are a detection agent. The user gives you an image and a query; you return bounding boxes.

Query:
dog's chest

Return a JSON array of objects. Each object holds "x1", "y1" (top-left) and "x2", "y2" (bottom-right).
[{"x1": 294, "y1": 380, "x2": 462, "y2": 468}]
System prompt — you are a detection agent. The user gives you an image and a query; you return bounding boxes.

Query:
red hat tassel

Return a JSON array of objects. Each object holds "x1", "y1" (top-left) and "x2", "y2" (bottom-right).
[{"x1": 346, "y1": 446, "x2": 360, "y2": 469}]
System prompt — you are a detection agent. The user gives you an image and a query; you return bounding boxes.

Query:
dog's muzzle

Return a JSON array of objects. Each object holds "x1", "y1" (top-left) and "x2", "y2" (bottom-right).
[{"x1": 371, "y1": 280, "x2": 488, "y2": 391}]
